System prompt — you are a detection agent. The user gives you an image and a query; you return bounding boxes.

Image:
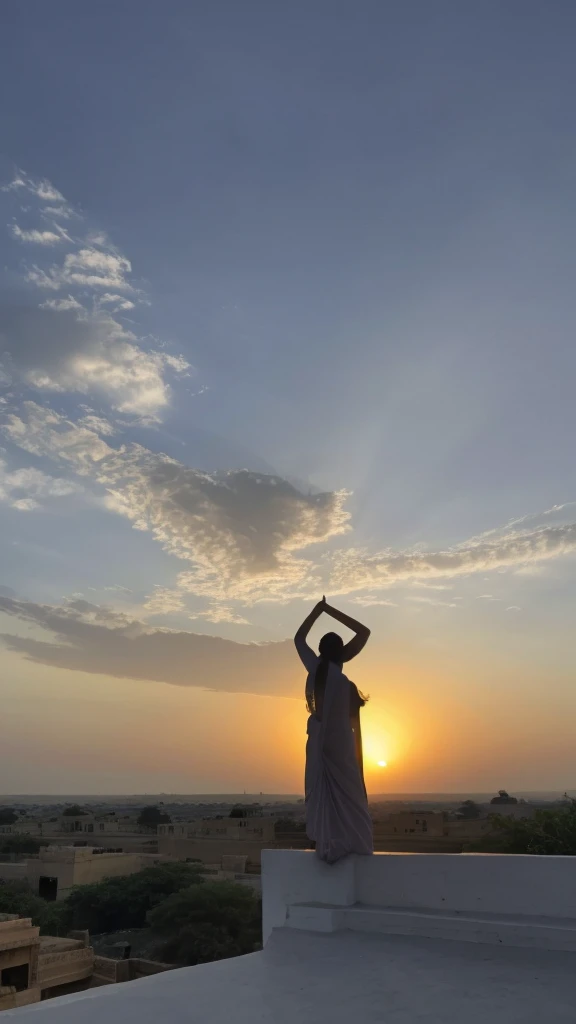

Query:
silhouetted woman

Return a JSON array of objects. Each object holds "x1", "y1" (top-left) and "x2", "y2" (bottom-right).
[{"x1": 294, "y1": 597, "x2": 373, "y2": 863}]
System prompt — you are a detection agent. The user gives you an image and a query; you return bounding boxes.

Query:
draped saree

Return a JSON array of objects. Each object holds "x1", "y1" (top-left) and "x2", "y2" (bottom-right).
[{"x1": 296, "y1": 638, "x2": 373, "y2": 864}]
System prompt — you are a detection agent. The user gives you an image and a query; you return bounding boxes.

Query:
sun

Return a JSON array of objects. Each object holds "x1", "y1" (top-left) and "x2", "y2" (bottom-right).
[{"x1": 362, "y1": 724, "x2": 393, "y2": 771}]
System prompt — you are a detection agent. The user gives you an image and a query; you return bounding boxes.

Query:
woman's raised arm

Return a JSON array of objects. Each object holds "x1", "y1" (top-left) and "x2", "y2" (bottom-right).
[
  {"x1": 294, "y1": 598, "x2": 326, "y2": 670},
  {"x1": 323, "y1": 599, "x2": 371, "y2": 662}
]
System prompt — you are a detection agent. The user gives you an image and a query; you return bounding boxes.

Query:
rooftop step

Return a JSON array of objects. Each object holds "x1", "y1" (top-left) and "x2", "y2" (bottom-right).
[{"x1": 285, "y1": 902, "x2": 576, "y2": 952}]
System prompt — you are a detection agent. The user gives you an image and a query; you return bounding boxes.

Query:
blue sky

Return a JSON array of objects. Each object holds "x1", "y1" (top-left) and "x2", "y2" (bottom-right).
[{"x1": 1, "y1": 1, "x2": 576, "y2": 792}]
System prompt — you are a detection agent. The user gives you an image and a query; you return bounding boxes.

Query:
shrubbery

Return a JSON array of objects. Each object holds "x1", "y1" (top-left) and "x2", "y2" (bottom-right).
[
  {"x1": 148, "y1": 880, "x2": 262, "y2": 965},
  {"x1": 478, "y1": 800, "x2": 576, "y2": 855},
  {"x1": 0, "y1": 861, "x2": 262, "y2": 966}
]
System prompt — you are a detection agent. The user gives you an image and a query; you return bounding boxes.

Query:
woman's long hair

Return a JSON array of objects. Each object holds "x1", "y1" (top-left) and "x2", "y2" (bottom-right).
[
  {"x1": 306, "y1": 632, "x2": 369, "y2": 716},
  {"x1": 306, "y1": 656, "x2": 328, "y2": 716}
]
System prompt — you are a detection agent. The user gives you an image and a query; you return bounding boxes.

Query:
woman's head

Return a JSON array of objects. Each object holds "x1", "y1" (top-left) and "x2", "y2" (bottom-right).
[{"x1": 319, "y1": 631, "x2": 344, "y2": 664}]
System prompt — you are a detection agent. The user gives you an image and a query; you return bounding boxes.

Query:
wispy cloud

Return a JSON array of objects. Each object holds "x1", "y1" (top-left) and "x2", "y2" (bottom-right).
[
  {"x1": 10, "y1": 224, "x2": 63, "y2": 246},
  {"x1": 2, "y1": 171, "x2": 190, "y2": 421},
  {"x1": 411, "y1": 581, "x2": 453, "y2": 591},
  {"x1": 3, "y1": 402, "x2": 350, "y2": 603},
  {"x1": 4, "y1": 398, "x2": 576, "y2": 610},
  {"x1": 330, "y1": 511, "x2": 576, "y2": 593},
  {"x1": 0, "y1": 596, "x2": 295, "y2": 697},
  {"x1": 514, "y1": 564, "x2": 545, "y2": 577},
  {"x1": 0, "y1": 307, "x2": 189, "y2": 419},
  {"x1": 143, "y1": 587, "x2": 186, "y2": 616},
  {"x1": 99, "y1": 293, "x2": 136, "y2": 311},
  {"x1": 406, "y1": 595, "x2": 459, "y2": 608},
  {"x1": 0, "y1": 458, "x2": 76, "y2": 510},
  {"x1": 77, "y1": 414, "x2": 116, "y2": 436},
  {"x1": 2, "y1": 172, "x2": 67, "y2": 206},
  {"x1": 40, "y1": 296, "x2": 84, "y2": 312},
  {"x1": 26, "y1": 248, "x2": 133, "y2": 291},
  {"x1": 190, "y1": 606, "x2": 250, "y2": 625},
  {"x1": 41, "y1": 206, "x2": 74, "y2": 220}
]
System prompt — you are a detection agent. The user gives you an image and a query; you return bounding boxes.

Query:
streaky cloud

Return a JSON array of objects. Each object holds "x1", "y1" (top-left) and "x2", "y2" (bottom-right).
[
  {"x1": 330, "y1": 516, "x2": 576, "y2": 592},
  {"x1": 0, "y1": 596, "x2": 297, "y2": 698},
  {"x1": 3, "y1": 402, "x2": 349, "y2": 602}
]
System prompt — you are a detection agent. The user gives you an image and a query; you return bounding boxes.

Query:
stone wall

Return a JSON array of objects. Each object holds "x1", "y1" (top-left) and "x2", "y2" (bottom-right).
[
  {"x1": 0, "y1": 915, "x2": 40, "y2": 1011},
  {"x1": 92, "y1": 956, "x2": 174, "y2": 986},
  {"x1": 92, "y1": 956, "x2": 118, "y2": 984},
  {"x1": 37, "y1": 946, "x2": 94, "y2": 990},
  {"x1": 0, "y1": 987, "x2": 40, "y2": 1010}
]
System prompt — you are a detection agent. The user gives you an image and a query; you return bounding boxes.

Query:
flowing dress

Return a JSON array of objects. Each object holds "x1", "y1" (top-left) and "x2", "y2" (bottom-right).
[{"x1": 295, "y1": 636, "x2": 374, "y2": 864}]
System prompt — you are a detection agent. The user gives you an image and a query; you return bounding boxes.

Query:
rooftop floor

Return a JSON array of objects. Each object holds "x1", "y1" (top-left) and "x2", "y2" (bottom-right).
[
  {"x1": 38, "y1": 935, "x2": 83, "y2": 953},
  {"x1": 4, "y1": 927, "x2": 576, "y2": 1023}
]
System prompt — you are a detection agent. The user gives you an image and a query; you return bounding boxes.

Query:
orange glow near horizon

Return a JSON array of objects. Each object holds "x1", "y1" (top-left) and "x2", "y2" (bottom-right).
[{"x1": 4, "y1": 641, "x2": 576, "y2": 795}]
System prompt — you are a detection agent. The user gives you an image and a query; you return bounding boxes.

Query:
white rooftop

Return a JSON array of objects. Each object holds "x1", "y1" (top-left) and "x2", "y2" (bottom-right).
[
  {"x1": 3, "y1": 927, "x2": 575, "y2": 1023},
  {"x1": 4, "y1": 849, "x2": 576, "y2": 1023}
]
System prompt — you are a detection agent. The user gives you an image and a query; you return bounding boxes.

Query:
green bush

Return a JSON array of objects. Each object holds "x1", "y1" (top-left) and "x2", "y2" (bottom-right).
[
  {"x1": 63, "y1": 862, "x2": 205, "y2": 934},
  {"x1": 0, "y1": 880, "x2": 66, "y2": 934},
  {"x1": 148, "y1": 880, "x2": 261, "y2": 966},
  {"x1": 0, "y1": 835, "x2": 45, "y2": 856},
  {"x1": 456, "y1": 800, "x2": 481, "y2": 820},
  {"x1": 0, "y1": 880, "x2": 45, "y2": 920},
  {"x1": 477, "y1": 801, "x2": 576, "y2": 855},
  {"x1": 1, "y1": 863, "x2": 205, "y2": 938}
]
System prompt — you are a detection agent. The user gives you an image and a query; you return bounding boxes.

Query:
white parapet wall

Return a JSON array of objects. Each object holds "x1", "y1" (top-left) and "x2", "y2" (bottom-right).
[
  {"x1": 261, "y1": 850, "x2": 576, "y2": 949},
  {"x1": 262, "y1": 849, "x2": 356, "y2": 942},
  {"x1": 355, "y1": 851, "x2": 576, "y2": 917}
]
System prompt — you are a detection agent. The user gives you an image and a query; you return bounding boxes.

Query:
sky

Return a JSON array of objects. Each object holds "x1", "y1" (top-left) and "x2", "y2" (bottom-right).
[{"x1": 1, "y1": 0, "x2": 576, "y2": 795}]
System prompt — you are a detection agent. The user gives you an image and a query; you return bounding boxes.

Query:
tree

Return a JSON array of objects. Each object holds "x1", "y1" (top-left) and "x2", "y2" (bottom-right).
[
  {"x1": 477, "y1": 801, "x2": 576, "y2": 855},
  {"x1": 0, "y1": 881, "x2": 45, "y2": 920},
  {"x1": 0, "y1": 881, "x2": 66, "y2": 934},
  {"x1": 148, "y1": 881, "x2": 261, "y2": 966},
  {"x1": 63, "y1": 862, "x2": 204, "y2": 934},
  {"x1": 38, "y1": 900, "x2": 69, "y2": 936},
  {"x1": 490, "y1": 790, "x2": 518, "y2": 805},
  {"x1": 0, "y1": 834, "x2": 44, "y2": 856},
  {"x1": 229, "y1": 805, "x2": 260, "y2": 818},
  {"x1": 456, "y1": 800, "x2": 481, "y2": 820},
  {"x1": 0, "y1": 808, "x2": 18, "y2": 826},
  {"x1": 274, "y1": 818, "x2": 306, "y2": 832},
  {"x1": 137, "y1": 806, "x2": 171, "y2": 829},
  {"x1": 62, "y1": 805, "x2": 88, "y2": 816}
]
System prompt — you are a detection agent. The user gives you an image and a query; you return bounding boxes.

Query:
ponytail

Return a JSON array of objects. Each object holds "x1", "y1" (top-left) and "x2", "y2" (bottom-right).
[
  {"x1": 307, "y1": 665, "x2": 370, "y2": 717},
  {"x1": 306, "y1": 657, "x2": 329, "y2": 716}
]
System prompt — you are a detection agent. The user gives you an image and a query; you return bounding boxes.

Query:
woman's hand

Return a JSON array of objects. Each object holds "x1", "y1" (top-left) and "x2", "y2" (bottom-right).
[{"x1": 295, "y1": 596, "x2": 327, "y2": 644}]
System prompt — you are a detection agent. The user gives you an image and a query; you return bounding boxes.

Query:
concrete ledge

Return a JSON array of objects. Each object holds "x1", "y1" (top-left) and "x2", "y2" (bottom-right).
[
  {"x1": 262, "y1": 850, "x2": 576, "y2": 949},
  {"x1": 356, "y1": 852, "x2": 576, "y2": 918},
  {"x1": 262, "y1": 850, "x2": 356, "y2": 942}
]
